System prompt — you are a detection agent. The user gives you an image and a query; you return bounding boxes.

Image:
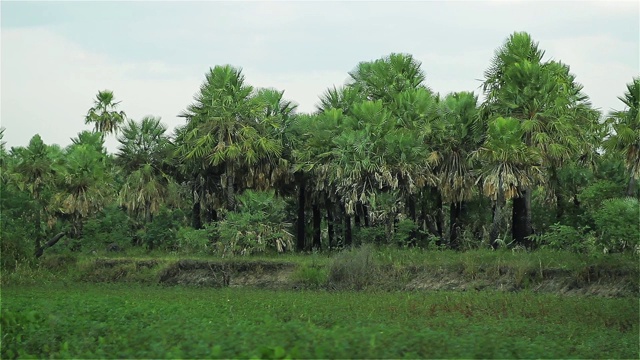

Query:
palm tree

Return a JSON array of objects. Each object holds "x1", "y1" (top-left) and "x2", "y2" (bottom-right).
[
  {"x1": 85, "y1": 90, "x2": 127, "y2": 137},
  {"x1": 117, "y1": 116, "x2": 178, "y2": 224},
  {"x1": 434, "y1": 92, "x2": 483, "y2": 248},
  {"x1": 348, "y1": 53, "x2": 428, "y2": 104},
  {"x1": 604, "y1": 77, "x2": 640, "y2": 197},
  {"x1": 473, "y1": 117, "x2": 543, "y2": 247},
  {"x1": 9, "y1": 135, "x2": 63, "y2": 254},
  {"x1": 56, "y1": 143, "x2": 112, "y2": 239},
  {"x1": 481, "y1": 32, "x2": 593, "y2": 246},
  {"x1": 317, "y1": 85, "x2": 365, "y2": 114},
  {"x1": 180, "y1": 65, "x2": 282, "y2": 211}
]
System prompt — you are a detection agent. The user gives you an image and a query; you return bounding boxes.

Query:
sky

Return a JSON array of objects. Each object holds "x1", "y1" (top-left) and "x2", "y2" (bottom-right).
[{"x1": 2, "y1": 1, "x2": 639, "y2": 152}]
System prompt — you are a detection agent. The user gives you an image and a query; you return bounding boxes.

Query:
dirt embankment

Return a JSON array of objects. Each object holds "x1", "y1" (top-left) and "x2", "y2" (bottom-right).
[
  {"x1": 158, "y1": 260, "x2": 296, "y2": 288},
  {"x1": 75, "y1": 258, "x2": 639, "y2": 298}
]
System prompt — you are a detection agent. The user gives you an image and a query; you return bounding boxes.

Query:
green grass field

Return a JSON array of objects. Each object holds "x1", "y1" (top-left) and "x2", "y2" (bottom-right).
[{"x1": 2, "y1": 283, "x2": 637, "y2": 359}]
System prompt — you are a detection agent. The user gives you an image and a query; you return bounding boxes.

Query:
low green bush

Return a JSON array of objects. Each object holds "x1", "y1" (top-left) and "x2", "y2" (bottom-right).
[
  {"x1": 293, "y1": 264, "x2": 328, "y2": 289},
  {"x1": 169, "y1": 227, "x2": 211, "y2": 254},
  {"x1": 212, "y1": 191, "x2": 293, "y2": 256},
  {"x1": 353, "y1": 226, "x2": 386, "y2": 245},
  {"x1": 327, "y1": 244, "x2": 378, "y2": 290},
  {"x1": 82, "y1": 205, "x2": 132, "y2": 251},
  {"x1": 593, "y1": 197, "x2": 639, "y2": 253},
  {"x1": 530, "y1": 223, "x2": 593, "y2": 253}
]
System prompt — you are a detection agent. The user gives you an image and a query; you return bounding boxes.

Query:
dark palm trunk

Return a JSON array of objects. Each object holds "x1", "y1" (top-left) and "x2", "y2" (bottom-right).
[
  {"x1": 435, "y1": 190, "x2": 444, "y2": 240},
  {"x1": 354, "y1": 213, "x2": 361, "y2": 227},
  {"x1": 192, "y1": 201, "x2": 202, "y2": 229},
  {"x1": 490, "y1": 179, "x2": 505, "y2": 249},
  {"x1": 407, "y1": 197, "x2": 417, "y2": 222},
  {"x1": 363, "y1": 205, "x2": 370, "y2": 227},
  {"x1": 205, "y1": 205, "x2": 217, "y2": 224},
  {"x1": 419, "y1": 197, "x2": 431, "y2": 234},
  {"x1": 226, "y1": 172, "x2": 235, "y2": 211},
  {"x1": 35, "y1": 232, "x2": 66, "y2": 258},
  {"x1": 555, "y1": 192, "x2": 565, "y2": 222},
  {"x1": 490, "y1": 203, "x2": 503, "y2": 249},
  {"x1": 326, "y1": 200, "x2": 334, "y2": 250},
  {"x1": 312, "y1": 204, "x2": 322, "y2": 250},
  {"x1": 449, "y1": 201, "x2": 462, "y2": 250},
  {"x1": 296, "y1": 175, "x2": 306, "y2": 252},
  {"x1": 344, "y1": 205, "x2": 352, "y2": 247},
  {"x1": 512, "y1": 190, "x2": 533, "y2": 247},
  {"x1": 34, "y1": 208, "x2": 42, "y2": 255},
  {"x1": 627, "y1": 175, "x2": 637, "y2": 197}
]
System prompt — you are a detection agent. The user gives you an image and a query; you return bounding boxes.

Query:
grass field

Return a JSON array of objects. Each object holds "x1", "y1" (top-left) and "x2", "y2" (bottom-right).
[{"x1": 2, "y1": 283, "x2": 637, "y2": 359}]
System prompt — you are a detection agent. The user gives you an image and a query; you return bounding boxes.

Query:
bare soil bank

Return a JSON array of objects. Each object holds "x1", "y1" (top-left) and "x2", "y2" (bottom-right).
[{"x1": 75, "y1": 258, "x2": 638, "y2": 298}]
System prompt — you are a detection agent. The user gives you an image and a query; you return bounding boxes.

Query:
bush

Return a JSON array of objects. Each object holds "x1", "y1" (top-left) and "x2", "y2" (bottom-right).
[
  {"x1": 530, "y1": 187, "x2": 556, "y2": 233},
  {"x1": 393, "y1": 219, "x2": 421, "y2": 246},
  {"x1": 0, "y1": 230, "x2": 34, "y2": 272},
  {"x1": 0, "y1": 189, "x2": 36, "y2": 271},
  {"x1": 83, "y1": 205, "x2": 131, "y2": 251},
  {"x1": 531, "y1": 223, "x2": 592, "y2": 253},
  {"x1": 141, "y1": 207, "x2": 180, "y2": 250},
  {"x1": 293, "y1": 264, "x2": 328, "y2": 289},
  {"x1": 353, "y1": 226, "x2": 386, "y2": 246},
  {"x1": 593, "y1": 197, "x2": 639, "y2": 253},
  {"x1": 212, "y1": 191, "x2": 293, "y2": 256},
  {"x1": 169, "y1": 227, "x2": 211, "y2": 255},
  {"x1": 327, "y1": 244, "x2": 378, "y2": 290}
]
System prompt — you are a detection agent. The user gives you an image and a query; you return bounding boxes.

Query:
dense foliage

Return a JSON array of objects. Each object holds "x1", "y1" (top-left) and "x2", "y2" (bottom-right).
[{"x1": 1, "y1": 31, "x2": 638, "y2": 264}]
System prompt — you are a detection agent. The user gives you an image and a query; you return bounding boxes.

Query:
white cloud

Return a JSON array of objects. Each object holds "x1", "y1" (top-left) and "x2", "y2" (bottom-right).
[
  {"x1": 1, "y1": 27, "x2": 349, "y2": 152},
  {"x1": 1, "y1": 27, "x2": 202, "y2": 152}
]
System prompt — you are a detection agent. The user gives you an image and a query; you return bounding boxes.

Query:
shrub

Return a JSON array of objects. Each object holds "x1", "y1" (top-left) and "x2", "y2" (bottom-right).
[
  {"x1": 212, "y1": 191, "x2": 293, "y2": 256},
  {"x1": 327, "y1": 244, "x2": 378, "y2": 290},
  {"x1": 82, "y1": 205, "x2": 131, "y2": 251},
  {"x1": 293, "y1": 264, "x2": 328, "y2": 289},
  {"x1": 141, "y1": 207, "x2": 179, "y2": 250},
  {"x1": 593, "y1": 197, "x2": 639, "y2": 253},
  {"x1": 393, "y1": 219, "x2": 421, "y2": 246},
  {"x1": 170, "y1": 227, "x2": 211, "y2": 255},
  {"x1": 0, "y1": 219, "x2": 35, "y2": 272},
  {"x1": 353, "y1": 226, "x2": 386, "y2": 246},
  {"x1": 530, "y1": 223, "x2": 592, "y2": 253},
  {"x1": 0, "y1": 189, "x2": 36, "y2": 271}
]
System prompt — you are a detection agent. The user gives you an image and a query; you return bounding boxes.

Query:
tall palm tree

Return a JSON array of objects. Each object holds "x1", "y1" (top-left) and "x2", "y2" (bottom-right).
[
  {"x1": 117, "y1": 116, "x2": 178, "y2": 224},
  {"x1": 604, "y1": 77, "x2": 640, "y2": 197},
  {"x1": 85, "y1": 90, "x2": 127, "y2": 137},
  {"x1": 180, "y1": 65, "x2": 281, "y2": 211},
  {"x1": 481, "y1": 32, "x2": 592, "y2": 246},
  {"x1": 434, "y1": 92, "x2": 483, "y2": 248},
  {"x1": 10, "y1": 135, "x2": 64, "y2": 253},
  {"x1": 348, "y1": 53, "x2": 428, "y2": 104},
  {"x1": 473, "y1": 117, "x2": 543, "y2": 247},
  {"x1": 56, "y1": 143, "x2": 112, "y2": 238}
]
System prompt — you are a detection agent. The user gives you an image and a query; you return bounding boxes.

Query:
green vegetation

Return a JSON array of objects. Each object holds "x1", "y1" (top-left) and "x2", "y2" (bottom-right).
[
  {"x1": 2, "y1": 284, "x2": 637, "y2": 359},
  {"x1": 2, "y1": 30, "x2": 638, "y2": 358},
  {"x1": 2, "y1": 31, "x2": 638, "y2": 265}
]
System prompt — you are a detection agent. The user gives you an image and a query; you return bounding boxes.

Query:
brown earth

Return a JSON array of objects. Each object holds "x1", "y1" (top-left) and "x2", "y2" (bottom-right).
[{"x1": 82, "y1": 258, "x2": 638, "y2": 298}]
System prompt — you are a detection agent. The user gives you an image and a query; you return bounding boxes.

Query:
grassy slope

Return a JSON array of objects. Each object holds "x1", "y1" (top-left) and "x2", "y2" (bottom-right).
[{"x1": 3, "y1": 248, "x2": 637, "y2": 296}]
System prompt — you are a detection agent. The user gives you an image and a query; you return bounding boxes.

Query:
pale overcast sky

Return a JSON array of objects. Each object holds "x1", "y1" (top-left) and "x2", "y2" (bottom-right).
[{"x1": 2, "y1": 1, "x2": 638, "y2": 152}]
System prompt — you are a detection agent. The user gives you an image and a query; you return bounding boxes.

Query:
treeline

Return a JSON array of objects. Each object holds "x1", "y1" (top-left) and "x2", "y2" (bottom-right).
[{"x1": 1, "y1": 32, "x2": 638, "y2": 267}]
